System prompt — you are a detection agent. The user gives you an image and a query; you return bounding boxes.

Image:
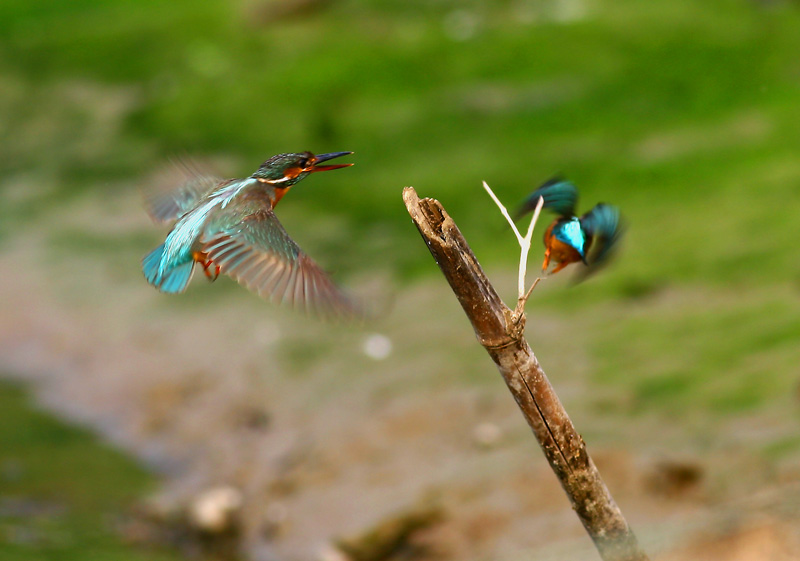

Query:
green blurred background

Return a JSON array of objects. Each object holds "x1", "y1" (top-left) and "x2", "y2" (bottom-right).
[{"x1": 2, "y1": 0, "x2": 800, "y2": 559}]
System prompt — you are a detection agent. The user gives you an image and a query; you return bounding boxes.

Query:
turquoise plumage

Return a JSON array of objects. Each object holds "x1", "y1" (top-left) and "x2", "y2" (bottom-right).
[{"x1": 553, "y1": 217, "x2": 587, "y2": 260}]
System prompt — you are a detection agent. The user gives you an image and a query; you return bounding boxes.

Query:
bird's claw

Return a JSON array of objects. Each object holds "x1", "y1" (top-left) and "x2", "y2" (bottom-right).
[
  {"x1": 194, "y1": 251, "x2": 220, "y2": 282},
  {"x1": 202, "y1": 261, "x2": 221, "y2": 282}
]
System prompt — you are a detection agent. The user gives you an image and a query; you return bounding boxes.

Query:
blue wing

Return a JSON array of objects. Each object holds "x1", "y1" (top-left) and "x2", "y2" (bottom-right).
[
  {"x1": 579, "y1": 203, "x2": 622, "y2": 267},
  {"x1": 515, "y1": 177, "x2": 579, "y2": 220},
  {"x1": 142, "y1": 158, "x2": 221, "y2": 224}
]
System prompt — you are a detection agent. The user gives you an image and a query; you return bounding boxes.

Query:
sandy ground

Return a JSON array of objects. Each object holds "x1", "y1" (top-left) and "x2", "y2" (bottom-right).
[{"x1": 2, "y1": 190, "x2": 799, "y2": 561}]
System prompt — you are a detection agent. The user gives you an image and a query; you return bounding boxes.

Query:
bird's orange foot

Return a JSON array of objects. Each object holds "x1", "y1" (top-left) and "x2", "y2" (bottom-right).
[
  {"x1": 204, "y1": 262, "x2": 221, "y2": 282},
  {"x1": 202, "y1": 260, "x2": 220, "y2": 282},
  {"x1": 193, "y1": 252, "x2": 220, "y2": 282},
  {"x1": 549, "y1": 261, "x2": 570, "y2": 275}
]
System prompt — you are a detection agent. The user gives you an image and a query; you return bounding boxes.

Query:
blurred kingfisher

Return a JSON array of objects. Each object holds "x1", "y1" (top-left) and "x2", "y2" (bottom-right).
[
  {"x1": 515, "y1": 177, "x2": 623, "y2": 276},
  {"x1": 141, "y1": 151, "x2": 359, "y2": 319}
]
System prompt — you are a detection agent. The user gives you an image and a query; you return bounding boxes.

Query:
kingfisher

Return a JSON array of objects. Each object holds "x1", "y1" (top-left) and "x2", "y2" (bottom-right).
[
  {"x1": 515, "y1": 177, "x2": 623, "y2": 276},
  {"x1": 141, "y1": 151, "x2": 359, "y2": 319}
]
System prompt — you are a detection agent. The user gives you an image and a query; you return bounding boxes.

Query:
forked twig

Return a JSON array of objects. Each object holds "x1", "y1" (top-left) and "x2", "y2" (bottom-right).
[{"x1": 481, "y1": 181, "x2": 544, "y2": 318}]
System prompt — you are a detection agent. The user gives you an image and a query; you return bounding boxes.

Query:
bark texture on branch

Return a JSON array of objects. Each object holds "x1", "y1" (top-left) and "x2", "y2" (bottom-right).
[{"x1": 403, "y1": 187, "x2": 648, "y2": 561}]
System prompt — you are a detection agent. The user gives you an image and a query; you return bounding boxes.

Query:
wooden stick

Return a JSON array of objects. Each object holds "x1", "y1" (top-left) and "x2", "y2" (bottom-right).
[{"x1": 402, "y1": 187, "x2": 649, "y2": 561}]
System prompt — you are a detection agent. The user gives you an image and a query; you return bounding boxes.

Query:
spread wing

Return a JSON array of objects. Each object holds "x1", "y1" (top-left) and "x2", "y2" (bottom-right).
[
  {"x1": 579, "y1": 203, "x2": 623, "y2": 268},
  {"x1": 515, "y1": 177, "x2": 579, "y2": 221},
  {"x1": 201, "y1": 202, "x2": 361, "y2": 321},
  {"x1": 143, "y1": 159, "x2": 222, "y2": 224}
]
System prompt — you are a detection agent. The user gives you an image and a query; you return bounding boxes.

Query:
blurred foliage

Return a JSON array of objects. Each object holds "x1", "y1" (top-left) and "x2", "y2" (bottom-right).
[
  {"x1": 591, "y1": 285, "x2": 800, "y2": 414},
  {"x1": 0, "y1": 381, "x2": 182, "y2": 560}
]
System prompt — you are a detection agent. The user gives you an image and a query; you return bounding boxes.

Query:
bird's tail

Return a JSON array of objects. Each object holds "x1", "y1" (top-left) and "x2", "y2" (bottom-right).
[{"x1": 142, "y1": 243, "x2": 194, "y2": 294}]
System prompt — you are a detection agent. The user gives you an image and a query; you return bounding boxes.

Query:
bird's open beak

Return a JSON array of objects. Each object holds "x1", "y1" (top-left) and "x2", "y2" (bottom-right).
[{"x1": 309, "y1": 151, "x2": 354, "y2": 172}]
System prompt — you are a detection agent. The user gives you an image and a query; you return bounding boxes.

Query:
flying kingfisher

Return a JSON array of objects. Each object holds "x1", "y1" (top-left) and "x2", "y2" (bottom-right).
[
  {"x1": 515, "y1": 177, "x2": 623, "y2": 276},
  {"x1": 141, "y1": 151, "x2": 359, "y2": 319}
]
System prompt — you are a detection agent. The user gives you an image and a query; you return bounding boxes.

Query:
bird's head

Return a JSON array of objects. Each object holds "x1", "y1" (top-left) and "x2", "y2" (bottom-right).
[{"x1": 252, "y1": 151, "x2": 353, "y2": 187}]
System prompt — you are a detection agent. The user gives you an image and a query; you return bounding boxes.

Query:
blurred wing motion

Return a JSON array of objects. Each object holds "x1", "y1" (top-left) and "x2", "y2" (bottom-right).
[
  {"x1": 515, "y1": 177, "x2": 579, "y2": 220},
  {"x1": 143, "y1": 159, "x2": 221, "y2": 224},
  {"x1": 579, "y1": 203, "x2": 623, "y2": 270},
  {"x1": 202, "y1": 201, "x2": 361, "y2": 320}
]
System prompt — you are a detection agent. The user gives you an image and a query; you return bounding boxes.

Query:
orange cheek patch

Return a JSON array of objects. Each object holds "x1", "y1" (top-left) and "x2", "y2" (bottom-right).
[{"x1": 283, "y1": 166, "x2": 303, "y2": 180}]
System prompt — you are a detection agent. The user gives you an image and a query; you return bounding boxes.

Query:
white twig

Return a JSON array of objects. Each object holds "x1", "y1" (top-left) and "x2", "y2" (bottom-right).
[
  {"x1": 518, "y1": 195, "x2": 543, "y2": 303},
  {"x1": 482, "y1": 181, "x2": 544, "y2": 308},
  {"x1": 483, "y1": 181, "x2": 525, "y2": 246}
]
